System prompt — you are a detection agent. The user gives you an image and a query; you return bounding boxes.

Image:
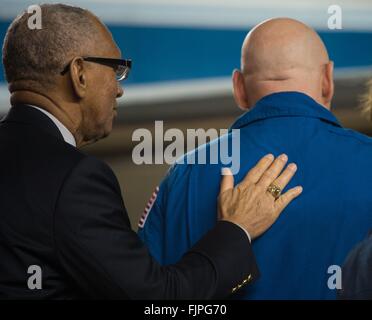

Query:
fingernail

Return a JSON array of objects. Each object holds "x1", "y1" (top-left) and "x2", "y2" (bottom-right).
[
  {"x1": 288, "y1": 163, "x2": 297, "y2": 171},
  {"x1": 296, "y1": 186, "x2": 303, "y2": 193},
  {"x1": 221, "y1": 168, "x2": 232, "y2": 176},
  {"x1": 279, "y1": 154, "x2": 288, "y2": 161},
  {"x1": 266, "y1": 154, "x2": 274, "y2": 160}
]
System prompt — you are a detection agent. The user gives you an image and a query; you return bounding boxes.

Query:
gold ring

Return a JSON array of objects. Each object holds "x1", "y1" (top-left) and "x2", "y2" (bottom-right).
[{"x1": 267, "y1": 184, "x2": 281, "y2": 199}]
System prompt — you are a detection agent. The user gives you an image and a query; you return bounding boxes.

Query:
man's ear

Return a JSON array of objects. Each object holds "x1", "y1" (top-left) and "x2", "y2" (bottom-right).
[
  {"x1": 232, "y1": 69, "x2": 250, "y2": 110},
  {"x1": 69, "y1": 57, "x2": 87, "y2": 99},
  {"x1": 322, "y1": 61, "x2": 334, "y2": 108}
]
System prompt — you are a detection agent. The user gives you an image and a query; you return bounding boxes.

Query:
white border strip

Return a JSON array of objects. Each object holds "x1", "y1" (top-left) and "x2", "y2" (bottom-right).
[
  {"x1": 334, "y1": 66, "x2": 372, "y2": 80},
  {"x1": 120, "y1": 77, "x2": 232, "y2": 105},
  {"x1": 0, "y1": 66, "x2": 371, "y2": 113},
  {"x1": 0, "y1": 78, "x2": 232, "y2": 113}
]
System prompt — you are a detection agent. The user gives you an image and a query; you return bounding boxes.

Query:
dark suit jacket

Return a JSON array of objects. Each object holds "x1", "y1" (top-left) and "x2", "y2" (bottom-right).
[
  {"x1": 0, "y1": 104, "x2": 258, "y2": 299},
  {"x1": 338, "y1": 232, "x2": 372, "y2": 300}
]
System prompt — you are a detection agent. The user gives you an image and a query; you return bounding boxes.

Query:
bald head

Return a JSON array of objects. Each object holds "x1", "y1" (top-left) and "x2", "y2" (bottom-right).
[
  {"x1": 242, "y1": 18, "x2": 329, "y2": 77},
  {"x1": 233, "y1": 18, "x2": 334, "y2": 110}
]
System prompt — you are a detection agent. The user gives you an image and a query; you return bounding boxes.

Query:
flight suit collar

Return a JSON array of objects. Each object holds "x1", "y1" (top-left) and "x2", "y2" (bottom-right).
[{"x1": 230, "y1": 91, "x2": 342, "y2": 130}]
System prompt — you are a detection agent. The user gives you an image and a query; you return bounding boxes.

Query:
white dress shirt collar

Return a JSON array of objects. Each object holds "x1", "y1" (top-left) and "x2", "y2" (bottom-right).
[{"x1": 28, "y1": 105, "x2": 76, "y2": 147}]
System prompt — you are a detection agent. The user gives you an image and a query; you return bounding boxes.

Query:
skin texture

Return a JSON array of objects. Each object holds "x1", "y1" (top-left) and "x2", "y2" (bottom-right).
[
  {"x1": 232, "y1": 18, "x2": 334, "y2": 111},
  {"x1": 219, "y1": 154, "x2": 302, "y2": 240}
]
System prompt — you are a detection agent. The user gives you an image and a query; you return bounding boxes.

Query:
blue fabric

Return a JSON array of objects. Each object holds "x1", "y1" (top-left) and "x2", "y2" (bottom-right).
[{"x1": 138, "y1": 91, "x2": 372, "y2": 299}]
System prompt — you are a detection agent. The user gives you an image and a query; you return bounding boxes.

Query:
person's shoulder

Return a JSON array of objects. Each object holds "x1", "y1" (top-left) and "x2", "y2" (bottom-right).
[
  {"x1": 42, "y1": 138, "x2": 87, "y2": 173},
  {"x1": 62, "y1": 154, "x2": 122, "y2": 197},
  {"x1": 339, "y1": 233, "x2": 372, "y2": 299},
  {"x1": 34, "y1": 138, "x2": 118, "y2": 192},
  {"x1": 63, "y1": 152, "x2": 116, "y2": 180},
  {"x1": 171, "y1": 131, "x2": 230, "y2": 171},
  {"x1": 347, "y1": 234, "x2": 372, "y2": 263},
  {"x1": 162, "y1": 132, "x2": 232, "y2": 193},
  {"x1": 39, "y1": 134, "x2": 115, "y2": 177},
  {"x1": 328, "y1": 126, "x2": 372, "y2": 146}
]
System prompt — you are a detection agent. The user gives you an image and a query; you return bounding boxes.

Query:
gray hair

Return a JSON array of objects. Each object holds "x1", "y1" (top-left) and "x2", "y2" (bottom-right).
[{"x1": 2, "y1": 3, "x2": 102, "y2": 89}]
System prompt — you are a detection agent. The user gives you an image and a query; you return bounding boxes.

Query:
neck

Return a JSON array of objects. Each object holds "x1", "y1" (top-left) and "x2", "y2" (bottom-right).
[
  {"x1": 249, "y1": 89, "x2": 331, "y2": 111},
  {"x1": 10, "y1": 90, "x2": 86, "y2": 147}
]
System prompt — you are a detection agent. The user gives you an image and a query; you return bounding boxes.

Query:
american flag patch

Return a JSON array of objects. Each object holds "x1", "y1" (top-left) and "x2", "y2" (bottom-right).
[{"x1": 138, "y1": 186, "x2": 159, "y2": 228}]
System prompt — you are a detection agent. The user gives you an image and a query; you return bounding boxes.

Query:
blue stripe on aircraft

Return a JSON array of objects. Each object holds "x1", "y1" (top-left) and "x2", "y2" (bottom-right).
[{"x1": 1, "y1": 22, "x2": 372, "y2": 85}]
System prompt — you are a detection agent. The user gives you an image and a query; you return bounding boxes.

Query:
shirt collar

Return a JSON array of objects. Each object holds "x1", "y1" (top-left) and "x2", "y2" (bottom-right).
[
  {"x1": 28, "y1": 105, "x2": 76, "y2": 147},
  {"x1": 230, "y1": 91, "x2": 342, "y2": 130}
]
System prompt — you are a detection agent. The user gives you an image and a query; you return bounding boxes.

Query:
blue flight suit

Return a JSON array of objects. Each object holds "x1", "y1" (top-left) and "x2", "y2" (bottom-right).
[{"x1": 138, "y1": 91, "x2": 372, "y2": 299}]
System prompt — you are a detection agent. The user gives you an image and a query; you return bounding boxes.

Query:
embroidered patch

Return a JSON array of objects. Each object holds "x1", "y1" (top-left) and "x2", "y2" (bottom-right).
[{"x1": 138, "y1": 186, "x2": 159, "y2": 228}]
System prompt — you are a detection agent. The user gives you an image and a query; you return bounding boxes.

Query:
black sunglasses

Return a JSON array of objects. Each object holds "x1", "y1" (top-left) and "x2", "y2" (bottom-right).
[{"x1": 61, "y1": 56, "x2": 132, "y2": 81}]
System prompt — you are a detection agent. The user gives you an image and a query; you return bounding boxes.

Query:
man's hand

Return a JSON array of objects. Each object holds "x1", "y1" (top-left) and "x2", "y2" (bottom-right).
[{"x1": 218, "y1": 154, "x2": 302, "y2": 240}]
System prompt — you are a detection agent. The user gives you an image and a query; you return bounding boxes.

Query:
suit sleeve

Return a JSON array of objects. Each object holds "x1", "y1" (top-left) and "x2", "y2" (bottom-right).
[{"x1": 53, "y1": 156, "x2": 259, "y2": 299}]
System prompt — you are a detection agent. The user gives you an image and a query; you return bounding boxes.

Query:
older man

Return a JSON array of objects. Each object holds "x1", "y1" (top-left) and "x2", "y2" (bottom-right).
[
  {"x1": 139, "y1": 18, "x2": 372, "y2": 299},
  {"x1": 0, "y1": 4, "x2": 301, "y2": 299}
]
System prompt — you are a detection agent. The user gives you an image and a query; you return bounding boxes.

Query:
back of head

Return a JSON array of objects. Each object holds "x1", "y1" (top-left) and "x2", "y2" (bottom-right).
[
  {"x1": 233, "y1": 18, "x2": 334, "y2": 110},
  {"x1": 2, "y1": 3, "x2": 104, "y2": 92},
  {"x1": 2, "y1": 4, "x2": 122, "y2": 147}
]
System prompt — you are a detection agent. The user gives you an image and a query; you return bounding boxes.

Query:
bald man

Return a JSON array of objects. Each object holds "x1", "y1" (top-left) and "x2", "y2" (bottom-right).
[{"x1": 139, "y1": 18, "x2": 372, "y2": 299}]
